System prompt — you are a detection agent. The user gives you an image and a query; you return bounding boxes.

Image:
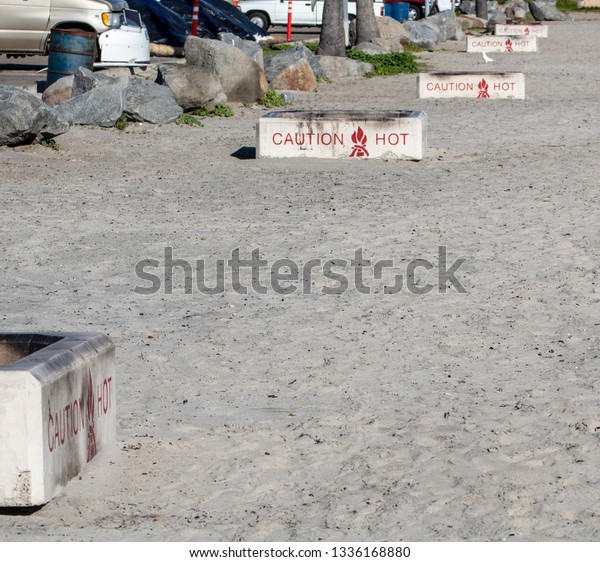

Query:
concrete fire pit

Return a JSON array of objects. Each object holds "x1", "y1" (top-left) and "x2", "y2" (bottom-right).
[
  {"x1": 0, "y1": 332, "x2": 115, "y2": 506},
  {"x1": 257, "y1": 110, "x2": 427, "y2": 161},
  {"x1": 467, "y1": 35, "x2": 538, "y2": 53},
  {"x1": 418, "y1": 72, "x2": 525, "y2": 99}
]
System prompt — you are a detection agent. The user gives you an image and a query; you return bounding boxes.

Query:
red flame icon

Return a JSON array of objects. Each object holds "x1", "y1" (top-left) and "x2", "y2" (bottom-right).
[
  {"x1": 524, "y1": 27, "x2": 530, "y2": 34},
  {"x1": 505, "y1": 38, "x2": 513, "y2": 52},
  {"x1": 477, "y1": 79, "x2": 490, "y2": 99},
  {"x1": 350, "y1": 126, "x2": 369, "y2": 158},
  {"x1": 86, "y1": 369, "x2": 97, "y2": 462}
]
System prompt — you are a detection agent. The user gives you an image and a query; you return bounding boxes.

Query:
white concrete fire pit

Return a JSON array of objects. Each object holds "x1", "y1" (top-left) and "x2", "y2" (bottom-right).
[
  {"x1": 0, "y1": 332, "x2": 115, "y2": 506},
  {"x1": 495, "y1": 24, "x2": 548, "y2": 38},
  {"x1": 467, "y1": 35, "x2": 538, "y2": 53},
  {"x1": 418, "y1": 72, "x2": 525, "y2": 99},
  {"x1": 257, "y1": 110, "x2": 427, "y2": 161}
]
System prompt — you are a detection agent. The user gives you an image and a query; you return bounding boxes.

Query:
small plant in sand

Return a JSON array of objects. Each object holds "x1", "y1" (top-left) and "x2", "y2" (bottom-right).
[
  {"x1": 347, "y1": 51, "x2": 419, "y2": 77},
  {"x1": 258, "y1": 88, "x2": 287, "y2": 108},
  {"x1": 176, "y1": 114, "x2": 204, "y2": 127},
  {"x1": 192, "y1": 104, "x2": 234, "y2": 118},
  {"x1": 40, "y1": 139, "x2": 61, "y2": 151},
  {"x1": 114, "y1": 114, "x2": 128, "y2": 131}
]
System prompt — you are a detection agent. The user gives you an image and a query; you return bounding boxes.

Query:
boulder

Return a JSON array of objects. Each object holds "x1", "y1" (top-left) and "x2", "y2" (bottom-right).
[
  {"x1": 269, "y1": 59, "x2": 317, "y2": 92},
  {"x1": 122, "y1": 78, "x2": 182, "y2": 124},
  {"x1": 375, "y1": 16, "x2": 410, "y2": 40},
  {"x1": 351, "y1": 42, "x2": 390, "y2": 55},
  {"x1": 157, "y1": 63, "x2": 227, "y2": 110},
  {"x1": 371, "y1": 37, "x2": 405, "y2": 52},
  {"x1": 218, "y1": 32, "x2": 264, "y2": 69},
  {"x1": 497, "y1": 0, "x2": 529, "y2": 16},
  {"x1": 458, "y1": 14, "x2": 488, "y2": 28},
  {"x1": 0, "y1": 85, "x2": 69, "y2": 146},
  {"x1": 458, "y1": 0, "x2": 476, "y2": 14},
  {"x1": 425, "y1": 10, "x2": 465, "y2": 41},
  {"x1": 71, "y1": 66, "x2": 128, "y2": 98},
  {"x1": 529, "y1": 0, "x2": 569, "y2": 20},
  {"x1": 184, "y1": 36, "x2": 268, "y2": 102},
  {"x1": 264, "y1": 45, "x2": 324, "y2": 82},
  {"x1": 54, "y1": 83, "x2": 125, "y2": 127},
  {"x1": 316, "y1": 55, "x2": 374, "y2": 79},
  {"x1": 42, "y1": 75, "x2": 74, "y2": 107},
  {"x1": 403, "y1": 20, "x2": 440, "y2": 51},
  {"x1": 486, "y1": 11, "x2": 508, "y2": 32}
]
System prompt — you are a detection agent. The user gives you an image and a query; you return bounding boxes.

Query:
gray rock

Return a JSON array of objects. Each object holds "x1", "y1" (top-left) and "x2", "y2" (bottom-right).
[
  {"x1": 123, "y1": 78, "x2": 182, "y2": 124},
  {"x1": 157, "y1": 63, "x2": 227, "y2": 110},
  {"x1": 351, "y1": 42, "x2": 390, "y2": 55},
  {"x1": 529, "y1": 0, "x2": 569, "y2": 20},
  {"x1": 71, "y1": 66, "x2": 127, "y2": 98},
  {"x1": 270, "y1": 59, "x2": 317, "y2": 92},
  {"x1": 264, "y1": 45, "x2": 324, "y2": 82},
  {"x1": 42, "y1": 75, "x2": 74, "y2": 107},
  {"x1": 425, "y1": 10, "x2": 465, "y2": 41},
  {"x1": 375, "y1": 16, "x2": 410, "y2": 40},
  {"x1": 514, "y1": 7, "x2": 528, "y2": 18},
  {"x1": 218, "y1": 32, "x2": 264, "y2": 69},
  {"x1": 458, "y1": 0, "x2": 475, "y2": 14},
  {"x1": 403, "y1": 20, "x2": 440, "y2": 51},
  {"x1": 0, "y1": 85, "x2": 69, "y2": 146},
  {"x1": 498, "y1": 0, "x2": 529, "y2": 15},
  {"x1": 55, "y1": 83, "x2": 125, "y2": 127},
  {"x1": 279, "y1": 91, "x2": 296, "y2": 103},
  {"x1": 316, "y1": 55, "x2": 374, "y2": 78},
  {"x1": 486, "y1": 11, "x2": 508, "y2": 32},
  {"x1": 184, "y1": 36, "x2": 268, "y2": 103},
  {"x1": 371, "y1": 37, "x2": 405, "y2": 52}
]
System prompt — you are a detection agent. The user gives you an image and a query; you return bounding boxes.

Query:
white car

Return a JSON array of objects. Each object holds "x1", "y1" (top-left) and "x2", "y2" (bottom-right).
[{"x1": 239, "y1": 0, "x2": 386, "y2": 31}]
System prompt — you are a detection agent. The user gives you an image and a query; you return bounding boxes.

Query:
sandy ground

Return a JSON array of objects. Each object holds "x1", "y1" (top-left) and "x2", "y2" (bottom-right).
[{"x1": 1, "y1": 15, "x2": 600, "y2": 541}]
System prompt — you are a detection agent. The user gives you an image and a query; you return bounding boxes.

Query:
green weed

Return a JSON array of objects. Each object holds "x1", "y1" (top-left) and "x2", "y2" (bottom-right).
[
  {"x1": 176, "y1": 114, "x2": 204, "y2": 127},
  {"x1": 258, "y1": 88, "x2": 287, "y2": 108}
]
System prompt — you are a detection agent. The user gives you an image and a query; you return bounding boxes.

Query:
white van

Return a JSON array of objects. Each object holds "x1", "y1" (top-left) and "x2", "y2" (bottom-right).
[{"x1": 0, "y1": 0, "x2": 149, "y2": 63}]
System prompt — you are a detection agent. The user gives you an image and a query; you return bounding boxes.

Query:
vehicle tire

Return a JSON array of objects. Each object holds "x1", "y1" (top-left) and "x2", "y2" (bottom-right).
[
  {"x1": 246, "y1": 11, "x2": 270, "y2": 31},
  {"x1": 407, "y1": 4, "x2": 422, "y2": 20}
]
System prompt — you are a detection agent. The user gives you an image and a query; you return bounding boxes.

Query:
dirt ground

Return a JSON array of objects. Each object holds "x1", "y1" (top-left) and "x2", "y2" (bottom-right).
[{"x1": 1, "y1": 14, "x2": 600, "y2": 541}]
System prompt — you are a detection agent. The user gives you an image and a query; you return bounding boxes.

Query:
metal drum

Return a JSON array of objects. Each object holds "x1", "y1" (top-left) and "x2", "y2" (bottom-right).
[{"x1": 47, "y1": 28, "x2": 96, "y2": 86}]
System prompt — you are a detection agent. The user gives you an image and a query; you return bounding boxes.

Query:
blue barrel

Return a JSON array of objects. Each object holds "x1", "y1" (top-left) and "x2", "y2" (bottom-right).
[
  {"x1": 46, "y1": 28, "x2": 97, "y2": 86},
  {"x1": 384, "y1": 1, "x2": 410, "y2": 21}
]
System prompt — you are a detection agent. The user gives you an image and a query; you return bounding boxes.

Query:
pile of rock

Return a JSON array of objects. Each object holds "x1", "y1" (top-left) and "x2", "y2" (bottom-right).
[
  {"x1": 350, "y1": 13, "x2": 465, "y2": 54},
  {"x1": 457, "y1": 0, "x2": 568, "y2": 23},
  {"x1": 43, "y1": 68, "x2": 182, "y2": 127}
]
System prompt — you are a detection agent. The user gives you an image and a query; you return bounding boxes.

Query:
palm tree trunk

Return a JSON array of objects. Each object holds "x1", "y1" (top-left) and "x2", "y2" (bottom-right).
[
  {"x1": 317, "y1": 0, "x2": 346, "y2": 57},
  {"x1": 355, "y1": 0, "x2": 380, "y2": 45}
]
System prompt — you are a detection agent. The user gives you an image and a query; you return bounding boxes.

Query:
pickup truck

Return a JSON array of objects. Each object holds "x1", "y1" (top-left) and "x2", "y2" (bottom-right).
[
  {"x1": 239, "y1": 0, "x2": 436, "y2": 30},
  {"x1": 0, "y1": 0, "x2": 149, "y2": 63}
]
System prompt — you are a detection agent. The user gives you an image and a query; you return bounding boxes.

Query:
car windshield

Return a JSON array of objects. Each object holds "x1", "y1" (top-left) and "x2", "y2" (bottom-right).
[{"x1": 122, "y1": 8, "x2": 143, "y2": 27}]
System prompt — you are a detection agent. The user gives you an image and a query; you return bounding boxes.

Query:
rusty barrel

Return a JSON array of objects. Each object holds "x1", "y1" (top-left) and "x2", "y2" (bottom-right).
[{"x1": 46, "y1": 28, "x2": 96, "y2": 86}]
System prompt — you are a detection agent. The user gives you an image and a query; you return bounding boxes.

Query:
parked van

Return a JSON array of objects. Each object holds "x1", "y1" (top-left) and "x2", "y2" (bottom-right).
[{"x1": 0, "y1": 0, "x2": 149, "y2": 63}]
